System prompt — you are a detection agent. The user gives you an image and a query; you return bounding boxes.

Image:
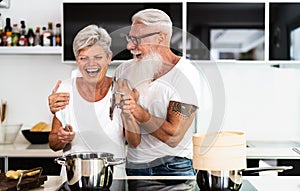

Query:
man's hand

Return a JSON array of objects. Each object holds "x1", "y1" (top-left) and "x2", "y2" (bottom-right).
[
  {"x1": 56, "y1": 124, "x2": 75, "y2": 143},
  {"x1": 116, "y1": 79, "x2": 139, "y2": 102},
  {"x1": 115, "y1": 79, "x2": 139, "y2": 114},
  {"x1": 48, "y1": 80, "x2": 70, "y2": 114}
]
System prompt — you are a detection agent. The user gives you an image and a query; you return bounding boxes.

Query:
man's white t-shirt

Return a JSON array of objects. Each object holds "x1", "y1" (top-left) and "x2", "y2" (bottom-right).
[{"x1": 115, "y1": 57, "x2": 201, "y2": 163}]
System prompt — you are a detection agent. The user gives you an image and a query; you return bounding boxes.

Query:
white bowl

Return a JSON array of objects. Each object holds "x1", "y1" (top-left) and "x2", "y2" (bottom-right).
[{"x1": 0, "y1": 124, "x2": 22, "y2": 144}]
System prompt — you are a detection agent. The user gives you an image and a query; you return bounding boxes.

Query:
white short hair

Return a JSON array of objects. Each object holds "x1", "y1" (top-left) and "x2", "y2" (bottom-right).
[
  {"x1": 73, "y1": 25, "x2": 111, "y2": 58},
  {"x1": 132, "y1": 9, "x2": 173, "y2": 37}
]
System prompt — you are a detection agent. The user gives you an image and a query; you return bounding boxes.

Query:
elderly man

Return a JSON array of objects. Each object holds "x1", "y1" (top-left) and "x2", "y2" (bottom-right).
[{"x1": 115, "y1": 8, "x2": 201, "y2": 177}]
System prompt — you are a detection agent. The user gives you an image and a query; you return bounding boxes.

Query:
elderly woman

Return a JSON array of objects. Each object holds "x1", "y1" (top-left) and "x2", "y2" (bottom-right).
[{"x1": 48, "y1": 25, "x2": 139, "y2": 186}]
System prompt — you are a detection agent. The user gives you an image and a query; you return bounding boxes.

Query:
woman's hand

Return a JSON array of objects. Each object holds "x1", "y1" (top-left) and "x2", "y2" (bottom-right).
[{"x1": 48, "y1": 80, "x2": 70, "y2": 114}]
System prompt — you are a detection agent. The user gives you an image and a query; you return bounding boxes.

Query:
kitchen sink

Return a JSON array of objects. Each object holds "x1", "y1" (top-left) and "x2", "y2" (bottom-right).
[{"x1": 246, "y1": 140, "x2": 300, "y2": 148}]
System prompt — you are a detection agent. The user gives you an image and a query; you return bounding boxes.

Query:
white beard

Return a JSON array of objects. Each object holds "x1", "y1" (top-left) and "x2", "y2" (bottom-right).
[
  {"x1": 136, "y1": 52, "x2": 164, "y2": 80},
  {"x1": 120, "y1": 52, "x2": 173, "y2": 89}
]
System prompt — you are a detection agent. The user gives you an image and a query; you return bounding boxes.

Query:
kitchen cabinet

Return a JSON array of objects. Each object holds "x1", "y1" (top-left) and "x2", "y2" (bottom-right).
[
  {"x1": 270, "y1": 3, "x2": 300, "y2": 60},
  {"x1": 187, "y1": 2, "x2": 300, "y2": 64},
  {"x1": 0, "y1": 157, "x2": 4, "y2": 172},
  {"x1": 0, "y1": 140, "x2": 63, "y2": 174},
  {"x1": 1, "y1": 1, "x2": 300, "y2": 65},
  {"x1": 7, "y1": 157, "x2": 61, "y2": 175},
  {"x1": 31, "y1": 176, "x2": 300, "y2": 191},
  {"x1": 246, "y1": 159, "x2": 300, "y2": 176},
  {"x1": 277, "y1": 159, "x2": 300, "y2": 176}
]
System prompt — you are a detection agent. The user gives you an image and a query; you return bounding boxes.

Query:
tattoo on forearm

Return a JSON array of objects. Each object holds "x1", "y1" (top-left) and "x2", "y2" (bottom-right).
[{"x1": 169, "y1": 101, "x2": 198, "y2": 119}]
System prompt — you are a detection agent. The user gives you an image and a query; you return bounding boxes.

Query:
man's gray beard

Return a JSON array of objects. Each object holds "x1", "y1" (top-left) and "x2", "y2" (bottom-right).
[
  {"x1": 132, "y1": 52, "x2": 164, "y2": 82},
  {"x1": 125, "y1": 52, "x2": 174, "y2": 89}
]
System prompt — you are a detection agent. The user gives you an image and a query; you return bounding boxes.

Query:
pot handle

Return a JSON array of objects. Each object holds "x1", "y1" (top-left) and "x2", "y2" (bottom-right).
[
  {"x1": 54, "y1": 157, "x2": 67, "y2": 166},
  {"x1": 242, "y1": 166, "x2": 293, "y2": 174},
  {"x1": 106, "y1": 158, "x2": 126, "y2": 166}
]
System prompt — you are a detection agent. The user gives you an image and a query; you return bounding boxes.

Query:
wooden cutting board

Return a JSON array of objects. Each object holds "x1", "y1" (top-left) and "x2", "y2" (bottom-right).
[{"x1": 0, "y1": 173, "x2": 47, "y2": 191}]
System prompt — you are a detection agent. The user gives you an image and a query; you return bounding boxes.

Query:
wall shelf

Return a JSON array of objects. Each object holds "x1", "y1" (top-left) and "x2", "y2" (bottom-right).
[{"x1": 0, "y1": 46, "x2": 61, "y2": 55}]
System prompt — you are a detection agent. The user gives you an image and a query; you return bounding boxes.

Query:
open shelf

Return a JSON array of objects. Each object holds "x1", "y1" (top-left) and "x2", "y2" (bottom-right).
[{"x1": 0, "y1": 46, "x2": 61, "y2": 55}]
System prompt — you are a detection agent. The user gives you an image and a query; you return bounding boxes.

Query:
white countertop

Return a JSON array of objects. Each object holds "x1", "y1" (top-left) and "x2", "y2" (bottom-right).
[
  {"x1": 0, "y1": 132, "x2": 62, "y2": 157},
  {"x1": 31, "y1": 176, "x2": 300, "y2": 191},
  {"x1": 1, "y1": 134, "x2": 300, "y2": 159},
  {"x1": 247, "y1": 147, "x2": 300, "y2": 159},
  {"x1": 247, "y1": 139, "x2": 300, "y2": 159}
]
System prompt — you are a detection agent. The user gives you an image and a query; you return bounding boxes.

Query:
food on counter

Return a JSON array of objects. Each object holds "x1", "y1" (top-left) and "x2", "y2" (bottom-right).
[
  {"x1": 30, "y1": 122, "x2": 51, "y2": 132},
  {"x1": 5, "y1": 169, "x2": 41, "y2": 179}
]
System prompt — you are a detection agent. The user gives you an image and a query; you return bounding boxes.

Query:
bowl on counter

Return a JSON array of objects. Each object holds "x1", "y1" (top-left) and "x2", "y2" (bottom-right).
[
  {"x1": 22, "y1": 130, "x2": 50, "y2": 144},
  {"x1": 0, "y1": 124, "x2": 23, "y2": 144}
]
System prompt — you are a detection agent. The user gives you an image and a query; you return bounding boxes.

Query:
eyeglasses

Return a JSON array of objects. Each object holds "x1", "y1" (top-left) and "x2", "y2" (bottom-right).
[{"x1": 123, "y1": 32, "x2": 160, "y2": 46}]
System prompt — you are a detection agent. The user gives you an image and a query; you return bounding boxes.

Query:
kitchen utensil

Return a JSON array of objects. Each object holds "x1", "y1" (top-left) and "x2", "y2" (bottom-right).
[
  {"x1": 193, "y1": 131, "x2": 293, "y2": 191},
  {"x1": 292, "y1": 147, "x2": 300, "y2": 155},
  {"x1": 0, "y1": 167, "x2": 47, "y2": 191},
  {"x1": 0, "y1": 124, "x2": 22, "y2": 144},
  {"x1": 59, "y1": 111, "x2": 69, "y2": 131},
  {"x1": 110, "y1": 77, "x2": 125, "y2": 120},
  {"x1": 21, "y1": 129, "x2": 50, "y2": 144},
  {"x1": 196, "y1": 166, "x2": 293, "y2": 191},
  {"x1": 55, "y1": 152, "x2": 125, "y2": 190},
  {"x1": 1, "y1": 100, "x2": 7, "y2": 124},
  {"x1": 193, "y1": 131, "x2": 247, "y2": 171}
]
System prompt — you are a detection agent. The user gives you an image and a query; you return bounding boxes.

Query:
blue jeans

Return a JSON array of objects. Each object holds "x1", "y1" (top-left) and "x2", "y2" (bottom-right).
[{"x1": 126, "y1": 156, "x2": 196, "y2": 176}]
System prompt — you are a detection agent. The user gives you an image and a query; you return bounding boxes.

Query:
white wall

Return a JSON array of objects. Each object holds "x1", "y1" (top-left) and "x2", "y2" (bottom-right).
[
  {"x1": 0, "y1": 0, "x2": 67, "y2": 126},
  {"x1": 218, "y1": 64, "x2": 300, "y2": 140},
  {"x1": 0, "y1": 0, "x2": 300, "y2": 140},
  {"x1": 0, "y1": 54, "x2": 75, "y2": 126}
]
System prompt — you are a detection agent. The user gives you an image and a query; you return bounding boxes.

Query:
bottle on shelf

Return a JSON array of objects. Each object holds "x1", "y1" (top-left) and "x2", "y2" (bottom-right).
[
  {"x1": 27, "y1": 28, "x2": 35, "y2": 46},
  {"x1": 42, "y1": 22, "x2": 53, "y2": 46},
  {"x1": 12, "y1": 23, "x2": 20, "y2": 46},
  {"x1": 18, "y1": 20, "x2": 27, "y2": 46},
  {"x1": 3, "y1": 17, "x2": 12, "y2": 46},
  {"x1": 6, "y1": 31, "x2": 12, "y2": 46},
  {"x1": 4, "y1": 17, "x2": 12, "y2": 33},
  {"x1": 40, "y1": 26, "x2": 46, "y2": 46},
  {"x1": 34, "y1": 27, "x2": 41, "y2": 46},
  {"x1": 55, "y1": 23, "x2": 61, "y2": 46},
  {"x1": 0, "y1": 13, "x2": 4, "y2": 46}
]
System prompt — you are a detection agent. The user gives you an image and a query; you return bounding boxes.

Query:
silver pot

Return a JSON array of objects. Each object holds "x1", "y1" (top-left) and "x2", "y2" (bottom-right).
[
  {"x1": 196, "y1": 166, "x2": 293, "y2": 191},
  {"x1": 55, "y1": 152, "x2": 125, "y2": 190}
]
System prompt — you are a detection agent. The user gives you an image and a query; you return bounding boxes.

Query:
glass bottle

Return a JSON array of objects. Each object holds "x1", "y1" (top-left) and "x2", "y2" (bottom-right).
[
  {"x1": 4, "y1": 17, "x2": 12, "y2": 33},
  {"x1": 34, "y1": 27, "x2": 41, "y2": 46},
  {"x1": 12, "y1": 23, "x2": 20, "y2": 46},
  {"x1": 18, "y1": 20, "x2": 27, "y2": 46},
  {"x1": 3, "y1": 17, "x2": 12, "y2": 46},
  {"x1": 0, "y1": 13, "x2": 4, "y2": 46},
  {"x1": 27, "y1": 28, "x2": 35, "y2": 46},
  {"x1": 41, "y1": 26, "x2": 46, "y2": 46},
  {"x1": 55, "y1": 23, "x2": 61, "y2": 46},
  {"x1": 6, "y1": 31, "x2": 12, "y2": 46},
  {"x1": 42, "y1": 22, "x2": 53, "y2": 46}
]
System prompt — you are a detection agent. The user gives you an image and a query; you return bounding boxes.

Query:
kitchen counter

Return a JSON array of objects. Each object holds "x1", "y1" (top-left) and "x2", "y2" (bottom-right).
[
  {"x1": 0, "y1": 132, "x2": 62, "y2": 157},
  {"x1": 30, "y1": 175, "x2": 300, "y2": 191},
  {"x1": 0, "y1": 133, "x2": 63, "y2": 174},
  {"x1": 2, "y1": 133, "x2": 300, "y2": 159},
  {"x1": 247, "y1": 140, "x2": 300, "y2": 159}
]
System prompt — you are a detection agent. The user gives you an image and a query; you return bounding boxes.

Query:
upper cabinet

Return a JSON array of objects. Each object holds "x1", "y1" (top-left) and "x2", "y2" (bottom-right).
[
  {"x1": 269, "y1": 3, "x2": 300, "y2": 61},
  {"x1": 1, "y1": 1, "x2": 300, "y2": 64},
  {"x1": 187, "y1": 3, "x2": 265, "y2": 61}
]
